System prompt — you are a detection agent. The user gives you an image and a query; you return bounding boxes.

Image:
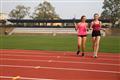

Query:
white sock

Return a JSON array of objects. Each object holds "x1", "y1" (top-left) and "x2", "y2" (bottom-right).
[{"x1": 93, "y1": 52, "x2": 97, "y2": 57}]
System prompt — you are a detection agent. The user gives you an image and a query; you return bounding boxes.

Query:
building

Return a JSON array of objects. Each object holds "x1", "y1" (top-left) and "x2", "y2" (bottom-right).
[{"x1": 0, "y1": 13, "x2": 8, "y2": 20}]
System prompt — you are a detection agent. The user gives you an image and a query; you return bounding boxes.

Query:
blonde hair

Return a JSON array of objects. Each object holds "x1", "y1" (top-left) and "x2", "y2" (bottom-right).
[{"x1": 94, "y1": 13, "x2": 99, "y2": 17}]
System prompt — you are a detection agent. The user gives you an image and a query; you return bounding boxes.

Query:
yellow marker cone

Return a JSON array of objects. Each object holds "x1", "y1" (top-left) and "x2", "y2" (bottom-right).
[
  {"x1": 34, "y1": 66, "x2": 41, "y2": 69},
  {"x1": 12, "y1": 76, "x2": 20, "y2": 80}
]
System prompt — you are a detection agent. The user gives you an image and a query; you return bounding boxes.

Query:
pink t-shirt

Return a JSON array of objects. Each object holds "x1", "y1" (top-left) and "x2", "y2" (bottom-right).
[{"x1": 77, "y1": 23, "x2": 87, "y2": 36}]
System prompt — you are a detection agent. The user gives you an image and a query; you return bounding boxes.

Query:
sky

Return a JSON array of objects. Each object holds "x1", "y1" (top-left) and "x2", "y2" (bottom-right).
[{"x1": 0, "y1": 0, "x2": 104, "y2": 19}]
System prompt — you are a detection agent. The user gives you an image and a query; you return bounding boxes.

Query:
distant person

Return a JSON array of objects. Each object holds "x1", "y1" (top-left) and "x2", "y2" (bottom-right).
[
  {"x1": 90, "y1": 13, "x2": 104, "y2": 58},
  {"x1": 74, "y1": 15, "x2": 88, "y2": 56}
]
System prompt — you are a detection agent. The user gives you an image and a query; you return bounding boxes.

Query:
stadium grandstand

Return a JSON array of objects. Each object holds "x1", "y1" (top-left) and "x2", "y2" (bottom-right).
[{"x1": 0, "y1": 19, "x2": 110, "y2": 36}]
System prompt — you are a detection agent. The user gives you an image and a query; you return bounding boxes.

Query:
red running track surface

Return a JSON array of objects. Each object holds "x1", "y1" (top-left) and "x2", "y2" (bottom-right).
[{"x1": 0, "y1": 49, "x2": 120, "y2": 80}]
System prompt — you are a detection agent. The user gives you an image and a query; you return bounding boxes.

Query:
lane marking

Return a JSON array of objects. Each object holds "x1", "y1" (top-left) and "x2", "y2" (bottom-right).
[
  {"x1": 57, "y1": 56, "x2": 60, "y2": 58},
  {"x1": 0, "y1": 76, "x2": 56, "y2": 80},
  {"x1": 1, "y1": 52, "x2": 120, "y2": 58},
  {"x1": 1, "y1": 58, "x2": 120, "y2": 66},
  {"x1": 0, "y1": 64, "x2": 120, "y2": 74},
  {"x1": 48, "y1": 60, "x2": 52, "y2": 62},
  {"x1": 1, "y1": 54, "x2": 119, "y2": 61}
]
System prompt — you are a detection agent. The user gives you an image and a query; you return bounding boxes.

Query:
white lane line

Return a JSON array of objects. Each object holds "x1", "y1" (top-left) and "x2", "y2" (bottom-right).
[
  {"x1": 1, "y1": 58, "x2": 120, "y2": 66},
  {"x1": 1, "y1": 54, "x2": 119, "y2": 61},
  {"x1": 0, "y1": 64, "x2": 120, "y2": 74},
  {"x1": 1, "y1": 52, "x2": 120, "y2": 58},
  {"x1": 0, "y1": 76, "x2": 56, "y2": 80}
]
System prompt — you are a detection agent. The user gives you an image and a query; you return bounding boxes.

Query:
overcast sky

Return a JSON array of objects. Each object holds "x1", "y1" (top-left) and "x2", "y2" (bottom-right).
[{"x1": 1, "y1": 0, "x2": 104, "y2": 19}]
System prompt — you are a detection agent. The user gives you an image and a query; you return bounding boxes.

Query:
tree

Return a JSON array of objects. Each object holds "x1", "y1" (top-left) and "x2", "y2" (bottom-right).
[
  {"x1": 31, "y1": 1, "x2": 60, "y2": 20},
  {"x1": 101, "y1": 0, "x2": 120, "y2": 28},
  {"x1": 9, "y1": 5, "x2": 30, "y2": 19}
]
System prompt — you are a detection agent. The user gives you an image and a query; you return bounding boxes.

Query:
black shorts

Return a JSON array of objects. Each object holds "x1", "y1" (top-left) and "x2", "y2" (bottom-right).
[
  {"x1": 78, "y1": 35, "x2": 87, "y2": 37},
  {"x1": 92, "y1": 30, "x2": 101, "y2": 37}
]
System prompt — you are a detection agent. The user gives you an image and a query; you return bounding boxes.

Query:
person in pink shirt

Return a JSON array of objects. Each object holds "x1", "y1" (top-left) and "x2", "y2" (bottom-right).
[{"x1": 74, "y1": 15, "x2": 88, "y2": 56}]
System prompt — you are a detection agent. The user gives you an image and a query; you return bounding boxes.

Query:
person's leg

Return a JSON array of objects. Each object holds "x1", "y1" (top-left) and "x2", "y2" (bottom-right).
[
  {"x1": 94, "y1": 36, "x2": 101, "y2": 57},
  {"x1": 92, "y1": 37, "x2": 96, "y2": 51},
  {"x1": 77, "y1": 36, "x2": 82, "y2": 55},
  {"x1": 81, "y1": 37, "x2": 87, "y2": 56},
  {"x1": 78, "y1": 37, "x2": 82, "y2": 50}
]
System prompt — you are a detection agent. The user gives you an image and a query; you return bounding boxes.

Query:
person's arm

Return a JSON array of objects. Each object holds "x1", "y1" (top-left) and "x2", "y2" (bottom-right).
[
  {"x1": 100, "y1": 21, "x2": 105, "y2": 31},
  {"x1": 100, "y1": 21, "x2": 102, "y2": 28},
  {"x1": 90, "y1": 21, "x2": 93, "y2": 30},
  {"x1": 86, "y1": 23, "x2": 89, "y2": 31},
  {"x1": 74, "y1": 22, "x2": 78, "y2": 31}
]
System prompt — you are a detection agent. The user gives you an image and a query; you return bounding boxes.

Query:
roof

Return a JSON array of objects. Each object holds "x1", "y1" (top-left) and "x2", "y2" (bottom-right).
[{"x1": 7, "y1": 19, "x2": 110, "y2": 23}]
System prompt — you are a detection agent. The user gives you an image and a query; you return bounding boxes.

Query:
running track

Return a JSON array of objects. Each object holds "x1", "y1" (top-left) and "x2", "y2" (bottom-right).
[{"x1": 0, "y1": 49, "x2": 120, "y2": 80}]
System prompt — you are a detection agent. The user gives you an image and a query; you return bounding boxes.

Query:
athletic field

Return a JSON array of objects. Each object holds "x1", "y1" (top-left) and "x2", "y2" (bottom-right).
[
  {"x1": 0, "y1": 35, "x2": 120, "y2": 53},
  {"x1": 0, "y1": 35, "x2": 120, "y2": 80}
]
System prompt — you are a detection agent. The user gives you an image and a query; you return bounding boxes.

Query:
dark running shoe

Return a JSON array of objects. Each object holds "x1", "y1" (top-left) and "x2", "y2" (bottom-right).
[
  {"x1": 82, "y1": 53, "x2": 84, "y2": 57},
  {"x1": 76, "y1": 51, "x2": 80, "y2": 56},
  {"x1": 93, "y1": 56, "x2": 98, "y2": 58}
]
